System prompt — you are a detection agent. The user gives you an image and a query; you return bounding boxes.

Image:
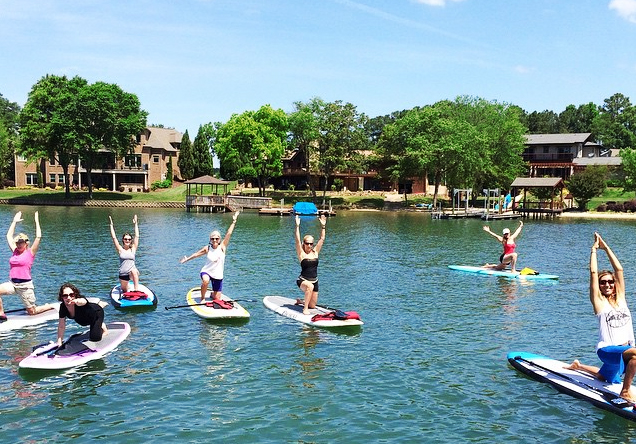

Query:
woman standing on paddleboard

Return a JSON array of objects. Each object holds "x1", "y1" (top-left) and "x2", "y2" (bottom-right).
[
  {"x1": 0, "y1": 211, "x2": 54, "y2": 322},
  {"x1": 109, "y1": 215, "x2": 140, "y2": 293},
  {"x1": 295, "y1": 214, "x2": 326, "y2": 315},
  {"x1": 483, "y1": 220, "x2": 523, "y2": 272},
  {"x1": 180, "y1": 211, "x2": 239, "y2": 303},
  {"x1": 56, "y1": 283, "x2": 108, "y2": 344},
  {"x1": 567, "y1": 232, "x2": 636, "y2": 403}
]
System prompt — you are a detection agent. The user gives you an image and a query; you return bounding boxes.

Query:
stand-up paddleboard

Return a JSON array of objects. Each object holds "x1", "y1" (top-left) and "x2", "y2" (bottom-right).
[
  {"x1": 19, "y1": 322, "x2": 131, "y2": 370},
  {"x1": 185, "y1": 288, "x2": 250, "y2": 320},
  {"x1": 110, "y1": 283, "x2": 157, "y2": 309},
  {"x1": 448, "y1": 265, "x2": 559, "y2": 280},
  {"x1": 263, "y1": 296, "x2": 363, "y2": 328},
  {"x1": 0, "y1": 305, "x2": 59, "y2": 333},
  {"x1": 508, "y1": 351, "x2": 636, "y2": 422}
]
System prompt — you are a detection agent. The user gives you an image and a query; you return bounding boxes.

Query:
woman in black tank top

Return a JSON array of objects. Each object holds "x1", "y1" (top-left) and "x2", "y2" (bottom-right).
[{"x1": 294, "y1": 214, "x2": 327, "y2": 315}]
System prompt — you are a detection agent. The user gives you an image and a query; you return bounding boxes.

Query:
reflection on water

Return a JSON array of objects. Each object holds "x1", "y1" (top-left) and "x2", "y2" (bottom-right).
[{"x1": 1, "y1": 207, "x2": 636, "y2": 442}]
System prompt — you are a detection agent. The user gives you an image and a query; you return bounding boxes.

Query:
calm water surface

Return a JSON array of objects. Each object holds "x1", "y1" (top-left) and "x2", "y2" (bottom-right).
[{"x1": 1, "y1": 206, "x2": 636, "y2": 443}]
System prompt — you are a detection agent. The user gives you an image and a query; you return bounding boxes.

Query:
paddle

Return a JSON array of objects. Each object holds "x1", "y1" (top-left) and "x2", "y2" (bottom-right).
[
  {"x1": 514, "y1": 356, "x2": 634, "y2": 408},
  {"x1": 164, "y1": 299, "x2": 258, "y2": 310}
]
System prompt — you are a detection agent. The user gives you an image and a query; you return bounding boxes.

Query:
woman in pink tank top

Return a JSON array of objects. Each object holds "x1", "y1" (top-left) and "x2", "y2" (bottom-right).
[{"x1": 482, "y1": 220, "x2": 523, "y2": 272}]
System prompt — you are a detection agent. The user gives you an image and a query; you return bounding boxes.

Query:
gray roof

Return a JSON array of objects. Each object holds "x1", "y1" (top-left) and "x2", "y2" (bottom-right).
[
  {"x1": 144, "y1": 127, "x2": 182, "y2": 152},
  {"x1": 573, "y1": 157, "x2": 622, "y2": 166},
  {"x1": 510, "y1": 177, "x2": 564, "y2": 188},
  {"x1": 525, "y1": 133, "x2": 592, "y2": 145}
]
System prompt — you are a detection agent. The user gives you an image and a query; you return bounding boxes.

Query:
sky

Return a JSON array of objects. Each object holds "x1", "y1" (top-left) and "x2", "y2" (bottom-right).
[{"x1": 1, "y1": 0, "x2": 635, "y2": 136}]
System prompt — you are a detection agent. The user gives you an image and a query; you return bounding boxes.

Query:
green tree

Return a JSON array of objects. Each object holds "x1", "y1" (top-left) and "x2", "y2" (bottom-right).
[
  {"x1": 68, "y1": 81, "x2": 147, "y2": 198},
  {"x1": 314, "y1": 100, "x2": 369, "y2": 198},
  {"x1": 592, "y1": 93, "x2": 636, "y2": 151},
  {"x1": 216, "y1": 105, "x2": 288, "y2": 196},
  {"x1": 0, "y1": 93, "x2": 20, "y2": 186},
  {"x1": 525, "y1": 110, "x2": 559, "y2": 134},
  {"x1": 19, "y1": 75, "x2": 88, "y2": 197},
  {"x1": 620, "y1": 148, "x2": 636, "y2": 191},
  {"x1": 566, "y1": 165, "x2": 608, "y2": 211},
  {"x1": 192, "y1": 125, "x2": 214, "y2": 178},
  {"x1": 177, "y1": 130, "x2": 194, "y2": 180},
  {"x1": 166, "y1": 155, "x2": 173, "y2": 185},
  {"x1": 288, "y1": 99, "x2": 321, "y2": 196}
]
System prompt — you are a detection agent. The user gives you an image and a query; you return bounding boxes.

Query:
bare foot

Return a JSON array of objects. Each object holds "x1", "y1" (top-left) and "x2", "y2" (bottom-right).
[
  {"x1": 303, "y1": 309, "x2": 310, "y2": 315},
  {"x1": 295, "y1": 299, "x2": 303, "y2": 306},
  {"x1": 619, "y1": 390, "x2": 636, "y2": 404},
  {"x1": 200, "y1": 298, "x2": 206, "y2": 304},
  {"x1": 565, "y1": 359, "x2": 581, "y2": 370}
]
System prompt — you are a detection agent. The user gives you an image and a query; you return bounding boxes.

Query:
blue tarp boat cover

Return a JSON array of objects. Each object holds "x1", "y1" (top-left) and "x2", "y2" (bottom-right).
[{"x1": 293, "y1": 202, "x2": 318, "y2": 215}]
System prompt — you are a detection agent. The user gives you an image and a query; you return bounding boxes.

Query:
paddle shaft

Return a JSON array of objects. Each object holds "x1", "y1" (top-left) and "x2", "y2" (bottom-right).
[
  {"x1": 164, "y1": 299, "x2": 257, "y2": 310},
  {"x1": 515, "y1": 356, "x2": 632, "y2": 407}
]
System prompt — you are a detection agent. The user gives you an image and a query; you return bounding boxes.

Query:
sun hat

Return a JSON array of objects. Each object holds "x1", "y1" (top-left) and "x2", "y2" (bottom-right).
[
  {"x1": 502, "y1": 228, "x2": 511, "y2": 235},
  {"x1": 14, "y1": 233, "x2": 29, "y2": 242}
]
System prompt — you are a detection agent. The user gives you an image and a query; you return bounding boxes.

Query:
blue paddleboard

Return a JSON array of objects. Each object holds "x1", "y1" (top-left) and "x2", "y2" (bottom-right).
[
  {"x1": 110, "y1": 283, "x2": 157, "y2": 309},
  {"x1": 448, "y1": 265, "x2": 558, "y2": 280},
  {"x1": 508, "y1": 351, "x2": 636, "y2": 422}
]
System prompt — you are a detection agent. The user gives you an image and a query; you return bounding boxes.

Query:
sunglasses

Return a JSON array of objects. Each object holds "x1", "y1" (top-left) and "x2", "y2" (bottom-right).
[
  {"x1": 210, "y1": 238, "x2": 221, "y2": 242},
  {"x1": 599, "y1": 279, "x2": 615, "y2": 285},
  {"x1": 304, "y1": 242, "x2": 313, "y2": 246},
  {"x1": 123, "y1": 238, "x2": 132, "y2": 242},
  {"x1": 62, "y1": 292, "x2": 76, "y2": 298}
]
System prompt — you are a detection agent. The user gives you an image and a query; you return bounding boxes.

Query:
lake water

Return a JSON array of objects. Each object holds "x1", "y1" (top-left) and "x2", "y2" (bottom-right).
[{"x1": 1, "y1": 206, "x2": 636, "y2": 443}]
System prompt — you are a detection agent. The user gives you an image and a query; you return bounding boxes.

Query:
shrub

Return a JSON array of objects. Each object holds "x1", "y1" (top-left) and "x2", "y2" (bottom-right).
[
  {"x1": 607, "y1": 202, "x2": 624, "y2": 212},
  {"x1": 624, "y1": 200, "x2": 636, "y2": 212},
  {"x1": 151, "y1": 179, "x2": 172, "y2": 191},
  {"x1": 118, "y1": 186, "x2": 125, "y2": 192},
  {"x1": 596, "y1": 204, "x2": 607, "y2": 212}
]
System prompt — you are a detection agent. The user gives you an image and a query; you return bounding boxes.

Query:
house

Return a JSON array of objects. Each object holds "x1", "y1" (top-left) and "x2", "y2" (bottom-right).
[
  {"x1": 14, "y1": 127, "x2": 182, "y2": 191},
  {"x1": 523, "y1": 133, "x2": 620, "y2": 180}
]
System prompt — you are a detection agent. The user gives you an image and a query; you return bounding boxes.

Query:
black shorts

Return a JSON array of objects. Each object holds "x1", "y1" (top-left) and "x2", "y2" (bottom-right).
[{"x1": 297, "y1": 278, "x2": 319, "y2": 292}]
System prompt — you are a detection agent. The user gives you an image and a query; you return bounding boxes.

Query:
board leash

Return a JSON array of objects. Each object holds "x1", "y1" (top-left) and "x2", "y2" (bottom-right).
[
  {"x1": 164, "y1": 299, "x2": 257, "y2": 310},
  {"x1": 515, "y1": 356, "x2": 634, "y2": 409}
]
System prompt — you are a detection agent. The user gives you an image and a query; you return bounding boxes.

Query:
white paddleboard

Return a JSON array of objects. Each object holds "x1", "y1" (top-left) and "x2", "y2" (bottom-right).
[
  {"x1": 19, "y1": 322, "x2": 131, "y2": 370},
  {"x1": 508, "y1": 351, "x2": 636, "y2": 421},
  {"x1": 0, "y1": 305, "x2": 59, "y2": 333},
  {"x1": 186, "y1": 288, "x2": 250, "y2": 320},
  {"x1": 110, "y1": 282, "x2": 157, "y2": 309},
  {"x1": 263, "y1": 296, "x2": 363, "y2": 328}
]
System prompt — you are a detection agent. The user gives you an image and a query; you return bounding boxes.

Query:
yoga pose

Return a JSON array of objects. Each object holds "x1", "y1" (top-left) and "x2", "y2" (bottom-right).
[{"x1": 295, "y1": 214, "x2": 326, "y2": 315}]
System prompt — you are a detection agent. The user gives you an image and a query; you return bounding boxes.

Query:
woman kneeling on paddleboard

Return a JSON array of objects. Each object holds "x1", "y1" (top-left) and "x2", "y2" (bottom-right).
[
  {"x1": 0, "y1": 211, "x2": 55, "y2": 322},
  {"x1": 180, "y1": 211, "x2": 239, "y2": 303},
  {"x1": 109, "y1": 215, "x2": 140, "y2": 293},
  {"x1": 295, "y1": 214, "x2": 326, "y2": 315},
  {"x1": 483, "y1": 220, "x2": 523, "y2": 272},
  {"x1": 567, "y1": 232, "x2": 636, "y2": 403},
  {"x1": 57, "y1": 283, "x2": 109, "y2": 344}
]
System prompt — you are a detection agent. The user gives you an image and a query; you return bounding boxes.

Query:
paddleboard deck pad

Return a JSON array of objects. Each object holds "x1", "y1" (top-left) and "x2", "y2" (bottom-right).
[
  {"x1": 110, "y1": 283, "x2": 157, "y2": 308},
  {"x1": 449, "y1": 265, "x2": 559, "y2": 280},
  {"x1": 263, "y1": 296, "x2": 363, "y2": 328},
  {"x1": 19, "y1": 322, "x2": 131, "y2": 370},
  {"x1": 186, "y1": 288, "x2": 250, "y2": 319},
  {"x1": 508, "y1": 351, "x2": 636, "y2": 421},
  {"x1": 0, "y1": 305, "x2": 59, "y2": 333}
]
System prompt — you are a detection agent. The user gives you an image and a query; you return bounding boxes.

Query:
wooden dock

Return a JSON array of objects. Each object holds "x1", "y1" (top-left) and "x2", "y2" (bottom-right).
[{"x1": 258, "y1": 208, "x2": 336, "y2": 217}]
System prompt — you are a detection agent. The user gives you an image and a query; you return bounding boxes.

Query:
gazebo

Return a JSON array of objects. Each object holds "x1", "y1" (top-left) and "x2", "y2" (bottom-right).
[
  {"x1": 184, "y1": 175, "x2": 232, "y2": 196},
  {"x1": 510, "y1": 177, "x2": 565, "y2": 218}
]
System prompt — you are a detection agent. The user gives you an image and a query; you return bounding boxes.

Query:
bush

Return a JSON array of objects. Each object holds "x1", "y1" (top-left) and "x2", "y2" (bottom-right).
[
  {"x1": 607, "y1": 202, "x2": 624, "y2": 212},
  {"x1": 118, "y1": 186, "x2": 125, "y2": 192},
  {"x1": 624, "y1": 200, "x2": 636, "y2": 212},
  {"x1": 151, "y1": 179, "x2": 172, "y2": 191},
  {"x1": 596, "y1": 204, "x2": 607, "y2": 212}
]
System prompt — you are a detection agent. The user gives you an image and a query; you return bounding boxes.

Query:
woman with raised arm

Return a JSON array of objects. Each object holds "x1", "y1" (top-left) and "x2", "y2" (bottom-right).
[
  {"x1": 0, "y1": 211, "x2": 54, "y2": 321},
  {"x1": 483, "y1": 220, "x2": 523, "y2": 272},
  {"x1": 56, "y1": 283, "x2": 108, "y2": 344},
  {"x1": 567, "y1": 232, "x2": 636, "y2": 403},
  {"x1": 109, "y1": 215, "x2": 140, "y2": 293},
  {"x1": 180, "y1": 211, "x2": 239, "y2": 303},
  {"x1": 295, "y1": 214, "x2": 327, "y2": 315}
]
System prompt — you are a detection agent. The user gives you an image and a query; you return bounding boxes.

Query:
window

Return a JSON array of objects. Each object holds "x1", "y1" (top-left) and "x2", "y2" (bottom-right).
[
  {"x1": 17, "y1": 155, "x2": 26, "y2": 162},
  {"x1": 153, "y1": 155, "x2": 159, "y2": 163},
  {"x1": 58, "y1": 174, "x2": 65, "y2": 183},
  {"x1": 49, "y1": 174, "x2": 56, "y2": 183},
  {"x1": 25, "y1": 173, "x2": 38, "y2": 185},
  {"x1": 125, "y1": 154, "x2": 142, "y2": 168},
  {"x1": 49, "y1": 157, "x2": 57, "y2": 166}
]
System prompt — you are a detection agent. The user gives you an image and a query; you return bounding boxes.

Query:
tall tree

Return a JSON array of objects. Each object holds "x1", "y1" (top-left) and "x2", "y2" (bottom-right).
[
  {"x1": 0, "y1": 93, "x2": 20, "y2": 185},
  {"x1": 592, "y1": 93, "x2": 636, "y2": 151},
  {"x1": 177, "y1": 130, "x2": 194, "y2": 180},
  {"x1": 216, "y1": 105, "x2": 288, "y2": 196},
  {"x1": 68, "y1": 81, "x2": 147, "y2": 198},
  {"x1": 19, "y1": 75, "x2": 88, "y2": 197},
  {"x1": 288, "y1": 99, "x2": 321, "y2": 196},
  {"x1": 566, "y1": 165, "x2": 608, "y2": 210},
  {"x1": 192, "y1": 125, "x2": 215, "y2": 178},
  {"x1": 525, "y1": 110, "x2": 559, "y2": 134}
]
